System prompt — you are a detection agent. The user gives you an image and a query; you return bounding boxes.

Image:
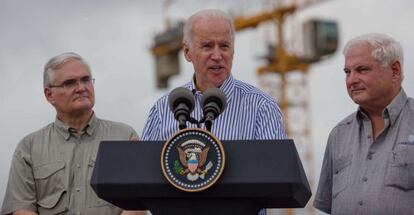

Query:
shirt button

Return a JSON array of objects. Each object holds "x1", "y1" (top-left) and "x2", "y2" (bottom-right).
[
  {"x1": 367, "y1": 154, "x2": 373, "y2": 160},
  {"x1": 362, "y1": 177, "x2": 368, "y2": 182},
  {"x1": 76, "y1": 188, "x2": 80, "y2": 192},
  {"x1": 358, "y1": 201, "x2": 363, "y2": 206},
  {"x1": 76, "y1": 164, "x2": 81, "y2": 168}
]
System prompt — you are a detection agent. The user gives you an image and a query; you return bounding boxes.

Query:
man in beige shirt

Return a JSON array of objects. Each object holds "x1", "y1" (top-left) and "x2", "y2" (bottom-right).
[{"x1": 1, "y1": 52, "x2": 145, "y2": 215}]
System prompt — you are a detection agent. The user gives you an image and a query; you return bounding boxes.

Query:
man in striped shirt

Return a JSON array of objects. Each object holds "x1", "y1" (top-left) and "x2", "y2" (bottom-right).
[{"x1": 142, "y1": 9, "x2": 287, "y2": 215}]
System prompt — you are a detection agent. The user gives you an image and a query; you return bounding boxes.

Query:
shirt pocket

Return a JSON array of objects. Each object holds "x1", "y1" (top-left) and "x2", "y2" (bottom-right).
[
  {"x1": 332, "y1": 155, "x2": 352, "y2": 198},
  {"x1": 33, "y1": 161, "x2": 68, "y2": 214},
  {"x1": 385, "y1": 145, "x2": 414, "y2": 191},
  {"x1": 86, "y1": 157, "x2": 121, "y2": 214}
]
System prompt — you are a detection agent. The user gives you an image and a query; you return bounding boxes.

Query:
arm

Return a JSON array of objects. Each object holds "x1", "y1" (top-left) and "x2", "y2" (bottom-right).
[
  {"x1": 141, "y1": 105, "x2": 161, "y2": 141},
  {"x1": 120, "y1": 210, "x2": 147, "y2": 215},
  {"x1": 313, "y1": 132, "x2": 334, "y2": 214},
  {"x1": 129, "y1": 126, "x2": 139, "y2": 141},
  {"x1": 2, "y1": 138, "x2": 38, "y2": 215},
  {"x1": 255, "y1": 101, "x2": 287, "y2": 139},
  {"x1": 13, "y1": 210, "x2": 38, "y2": 215}
]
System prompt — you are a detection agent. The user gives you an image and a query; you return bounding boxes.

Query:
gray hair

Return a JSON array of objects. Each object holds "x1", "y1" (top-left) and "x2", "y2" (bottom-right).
[
  {"x1": 183, "y1": 9, "x2": 235, "y2": 46},
  {"x1": 343, "y1": 33, "x2": 404, "y2": 77},
  {"x1": 43, "y1": 52, "x2": 91, "y2": 87}
]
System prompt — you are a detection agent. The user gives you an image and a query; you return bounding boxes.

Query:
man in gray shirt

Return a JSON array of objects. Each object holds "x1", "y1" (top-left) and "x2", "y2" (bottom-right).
[
  {"x1": 1, "y1": 53, "x2": 145, "y2": 215},
  {"x1": 314, "y1": 33, "x2": 414, "y2": 214}
]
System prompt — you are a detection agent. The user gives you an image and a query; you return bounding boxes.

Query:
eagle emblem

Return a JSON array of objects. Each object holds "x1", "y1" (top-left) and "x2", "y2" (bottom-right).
[
  {"x1": 176, "y1": 140, "x2": 213, "y2": 181},
  {"x1": 161, "y1": 128, "x2": 225, "y2": 192}
]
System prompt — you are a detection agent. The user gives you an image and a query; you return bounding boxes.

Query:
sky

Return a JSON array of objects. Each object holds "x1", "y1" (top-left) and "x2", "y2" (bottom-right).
[{"x1": 0, "y1": 0, "x2": 413, "y2": 213}]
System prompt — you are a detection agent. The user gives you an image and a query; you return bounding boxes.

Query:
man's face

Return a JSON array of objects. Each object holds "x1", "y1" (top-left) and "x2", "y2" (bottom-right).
[
  {"x1": 344, "y1": 43, "x2": 400, "y2": 110},
  {"x1": 44, "y1": 59, "x2": 95, "y2": 117},
  {"x1": 183, "y1": 18, "x2": 234, "y2": 92}
]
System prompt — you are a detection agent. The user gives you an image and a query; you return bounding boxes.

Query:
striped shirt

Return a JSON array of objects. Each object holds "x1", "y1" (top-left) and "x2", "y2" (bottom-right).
[
  {"x1": 141, "y1": 74, "x2": 287, "y2": 215},
  {"x1": 142, "y1": 74, "x2": 287, "y2": 141}
]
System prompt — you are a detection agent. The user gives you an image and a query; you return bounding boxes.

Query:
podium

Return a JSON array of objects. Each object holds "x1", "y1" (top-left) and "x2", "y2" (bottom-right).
[{"x1": 91, "y1": 140, "x2": 311, "y2": 215}]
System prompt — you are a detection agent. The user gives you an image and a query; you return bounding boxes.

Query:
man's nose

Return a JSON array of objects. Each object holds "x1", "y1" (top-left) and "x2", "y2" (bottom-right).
[
  {"x1": 347, "y1": 71, "x2": 359, "y2": 84},
  {"x1": 211, "y1": 47, "x2": 223, "y2": 61},
  {"x1": 74, "y1": 80, "x2": 88, "y2": 91}
]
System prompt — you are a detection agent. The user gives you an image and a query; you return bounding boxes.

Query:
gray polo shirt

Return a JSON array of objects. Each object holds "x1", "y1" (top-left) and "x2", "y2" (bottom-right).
[
  {"x1": 1, "y1": 114, "x2": 137, "y2": 215},
  {"x1": 314, "y1": 89, "x2": 414, "y2": 215}
]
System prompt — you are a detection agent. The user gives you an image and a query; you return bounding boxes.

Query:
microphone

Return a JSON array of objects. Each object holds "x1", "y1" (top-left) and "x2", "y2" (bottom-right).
[
  {"x1": 201, "y1": 88, "x2": 227, "y2": 131},
  {"x1": 168, "y1": 87, "x2": 195, "y2": 130}
]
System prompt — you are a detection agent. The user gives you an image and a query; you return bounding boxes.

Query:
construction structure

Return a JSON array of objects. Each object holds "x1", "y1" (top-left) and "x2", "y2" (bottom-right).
[{"x1": 150, "y1": 1, "x2": 339, "y2": 214}]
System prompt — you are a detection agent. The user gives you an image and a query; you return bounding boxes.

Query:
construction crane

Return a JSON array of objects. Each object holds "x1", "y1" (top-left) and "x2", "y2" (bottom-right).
[{"x1": 150, "y1": 1, "x2": 338, "y2": 214}]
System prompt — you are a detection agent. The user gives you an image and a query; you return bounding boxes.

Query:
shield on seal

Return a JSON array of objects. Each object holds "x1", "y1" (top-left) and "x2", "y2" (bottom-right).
[{"x1": 187, "y1": 157, "x2": 198, "y2": 173}]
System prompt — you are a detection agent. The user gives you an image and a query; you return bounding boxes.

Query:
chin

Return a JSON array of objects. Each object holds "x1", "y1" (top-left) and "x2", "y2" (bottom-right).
[
  {"x1": 74, "y1": 102, "x2": 94, "y2": 111},
  {"x1": 351, "y1": 97, "x2": 366, "y2": 105}
]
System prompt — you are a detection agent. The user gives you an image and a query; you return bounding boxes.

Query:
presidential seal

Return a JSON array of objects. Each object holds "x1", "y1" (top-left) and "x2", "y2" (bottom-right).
[{"x1": 161, "y1": 128, "x2": 225, "y2": 192}]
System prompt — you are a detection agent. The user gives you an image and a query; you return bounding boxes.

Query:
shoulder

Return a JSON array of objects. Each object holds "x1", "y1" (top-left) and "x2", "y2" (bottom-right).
[
  {"x1": 153, "y1": 93, "x2": 169, "y2": 107},
  {"x1": 20, "y1": 123, "x2": 54, "y2": 144},
  {"x1": 150, "y1": 82, "x2": 193, "y2": 111},
  {"x1": 13, "y1": 123, "x2": 55, "y2": 156},
  {"x1": 328, "y1": 112, "x2": 357, "y2": 141},
  {"x1": 233, "y1": 79, "x2": 276, "y2": 104},
  {"x1": 95, "y1": 117, "x2": 138, "y2": 139},
  {"x1": 153, "y1": 82, "x2": 193, "y2": 106},
  {"x1": 97, "y1": 118, "x2": 135, "y2": 132},
  {"x1": 331, "y1": 112, "x2": 356, "y2": 130},
  {"x1": 407, "y1": 97, "x2": 414, "y2": 111}
]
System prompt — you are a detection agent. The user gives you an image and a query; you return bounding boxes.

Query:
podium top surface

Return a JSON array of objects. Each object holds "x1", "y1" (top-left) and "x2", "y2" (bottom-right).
[{"x1": 91, "y1": 139, "x2": 311, "y2": 209}]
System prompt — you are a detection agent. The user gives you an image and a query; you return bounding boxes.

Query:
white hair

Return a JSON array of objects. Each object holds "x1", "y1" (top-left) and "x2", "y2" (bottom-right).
[
  {"x1": 343, "y1": 33, "x2": 404, "y2": 78},
  {"x1": 43, "y1": 52, "x2": 91, "y2": 87},
  {"x1": 183, "y1": 9, "x2": 235, "y2": 46}
]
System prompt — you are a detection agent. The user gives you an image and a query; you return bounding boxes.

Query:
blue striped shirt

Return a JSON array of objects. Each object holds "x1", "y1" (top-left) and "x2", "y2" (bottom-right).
[
  {"x1": 142, "y1": 74, "x2": 287, "y2": 141},
  {"x1": 141, "y1": 75, "x2": 287, "y2": 215}
]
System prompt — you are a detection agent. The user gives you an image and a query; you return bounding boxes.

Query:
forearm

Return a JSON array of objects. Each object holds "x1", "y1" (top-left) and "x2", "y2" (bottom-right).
[
  {"x1": 120, "y1": 210, "x2": 147, "y2": 215},
  {"x1": 13, "y1": 210, "x2": 38, "y2": 215}
]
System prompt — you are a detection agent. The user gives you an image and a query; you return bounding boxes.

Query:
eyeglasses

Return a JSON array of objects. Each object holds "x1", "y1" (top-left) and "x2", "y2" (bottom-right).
[{"x1": 49, "y1": 76, "x2": 95, "y2": 90}]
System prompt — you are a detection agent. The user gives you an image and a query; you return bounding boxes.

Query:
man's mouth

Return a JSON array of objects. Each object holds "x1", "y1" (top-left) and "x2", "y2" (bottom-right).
[
  {"x1": 350, "y1": 88, "x2": 365, "y2": 94},
  {"x1": 74, "y1": 94, "x2": 89, "y2": 101},
  {"x1": 209, "y1": 65, "x2": 224, "y2": 73}
]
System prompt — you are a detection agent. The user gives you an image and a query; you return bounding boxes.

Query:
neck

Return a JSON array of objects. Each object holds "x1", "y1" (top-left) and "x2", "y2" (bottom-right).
[
  {"x1": 57, "y1": 110, "x2": 93, "y2": 133},
  {"x1": 362, "y1": 87, "x2": 400, "y2": 117},
  {"x1": 361, "y1": 103, "x2": 389, "y2": 139},
  {"x1": 367, "y1": 111, "x2": 385, "y2": 139},
  {"x1": 361, "y1": 87, "x2": 400, "y2": 139}
]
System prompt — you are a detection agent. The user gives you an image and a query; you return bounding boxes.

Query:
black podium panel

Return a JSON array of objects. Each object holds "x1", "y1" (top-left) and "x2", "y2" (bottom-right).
[{"x1": 91, "y1": 140, "x2": 311, "y2": 215}]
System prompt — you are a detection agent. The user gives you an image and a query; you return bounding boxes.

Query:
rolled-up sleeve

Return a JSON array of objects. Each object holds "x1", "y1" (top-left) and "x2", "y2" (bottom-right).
[
  {"x1": 141, "y1": 105, "x2": 161, "y2": 141},
  {"x1": 1, "y1": 138, "x2": 38, "y2": 214},
  {"x1": 313, "y1": 132, "x2": 334, "y2": 214},
  {"x1": 255, "y1": 100, "x2": 287, "y2": 140}
]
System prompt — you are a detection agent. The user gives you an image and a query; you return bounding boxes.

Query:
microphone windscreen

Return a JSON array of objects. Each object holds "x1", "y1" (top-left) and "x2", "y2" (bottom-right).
[
  {"x1": 168, "y1": 87, "x2": 195, "y2": 112},
  {"x1": 201, "y1": 88, "x2": 227, "y2": 113}
]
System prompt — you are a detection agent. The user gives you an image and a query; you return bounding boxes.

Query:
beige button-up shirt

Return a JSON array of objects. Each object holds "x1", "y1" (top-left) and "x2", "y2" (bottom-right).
[
  {"x1": 314, "y1": 89, "x2": 414, "y2": 215},
  {"x1": 1, "y1": 114, "x2": 137, "y2": 215}
]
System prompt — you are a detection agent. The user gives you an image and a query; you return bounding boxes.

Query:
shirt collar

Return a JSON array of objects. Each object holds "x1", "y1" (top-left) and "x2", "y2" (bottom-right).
[
  {"x1": 386, "y1": 89, "x2": 408, "y2": 125},
  {"x1": 54, "y1": 112, "x2": 98, "y2": 140},
  {"x1": 188, "y1": 74, "x2": 235, "y2": 102},
  {"x1": 84, "y1": 113, "x2": 98, "y2": 136},
  {"x1": 356, "y1": 89, "x2": 408, "y2": 125}
]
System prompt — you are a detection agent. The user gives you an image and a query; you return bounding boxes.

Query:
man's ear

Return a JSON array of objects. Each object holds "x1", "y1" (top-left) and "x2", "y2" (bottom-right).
[
  {"x1": 390, "y1": 60, "x2": 402, "y2": 82},
  {"x1": 183, "y1": 43, "x2": 192, "y2": 62},
  {"x1": 44, "y1": 87, "x2": 55, "y2": 104}
]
